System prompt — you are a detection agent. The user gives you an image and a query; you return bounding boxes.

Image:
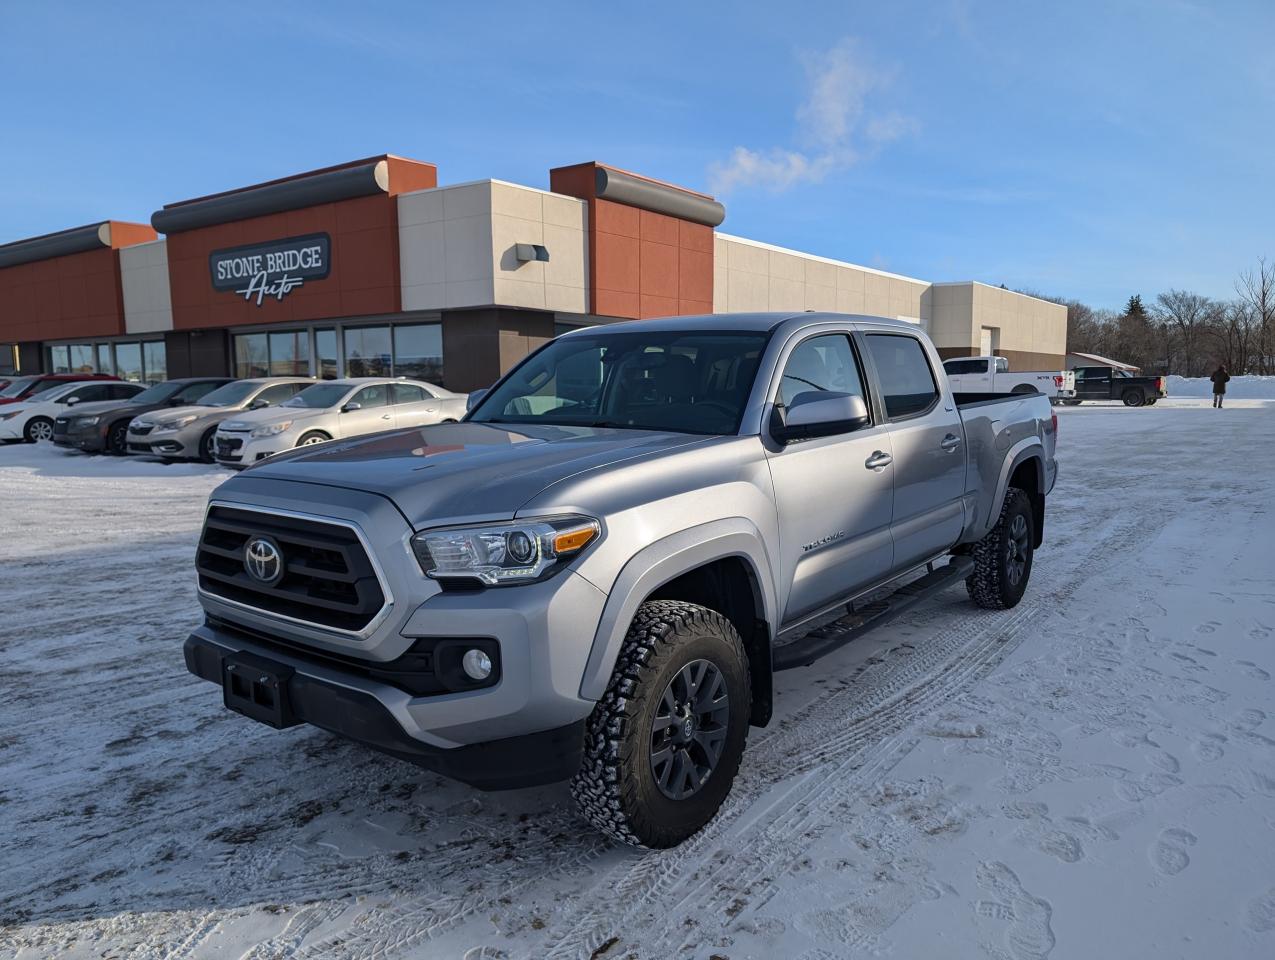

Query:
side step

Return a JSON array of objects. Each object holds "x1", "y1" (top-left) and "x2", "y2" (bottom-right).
[{"x1": 772, "y1": 556, "x2": 975, "y2": 671}]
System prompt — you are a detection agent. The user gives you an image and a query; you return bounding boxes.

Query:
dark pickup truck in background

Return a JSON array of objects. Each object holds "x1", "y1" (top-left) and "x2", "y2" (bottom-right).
[{"x1": 1063, "y1": 366, "x2": 1167, "y2": 407}]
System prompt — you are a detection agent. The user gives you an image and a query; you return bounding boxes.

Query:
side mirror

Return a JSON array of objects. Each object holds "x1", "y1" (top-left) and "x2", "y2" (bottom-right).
[
  {"x1": 65, "y1": 396, "x2": 81, "y2": 406},
  {"x1": 771, "y1": 392, "x2": 870, "y2": 444},
  {"x1": 466, "y1": 388, "x2": 489, "y2": 412},
  {"x1": 341, "y1": 402, "x2": 362, "y2": 413},
  {"x1": 248, "y1": 398, "x2": 270, "y2": 409}
]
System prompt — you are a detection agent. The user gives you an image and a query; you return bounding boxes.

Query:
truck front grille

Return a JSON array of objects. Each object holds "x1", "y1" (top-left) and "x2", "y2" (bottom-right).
[{"x1": 196, "y1": 505, "x2": 387, "y2": 633}]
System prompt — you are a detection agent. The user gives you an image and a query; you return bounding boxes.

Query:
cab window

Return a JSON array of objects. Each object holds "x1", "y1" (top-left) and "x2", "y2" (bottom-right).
[
  {"x1": 864, "y1": 334, "x2": 939, "y2": 420},
  {"x1": 778, "y1": 334, "x2": 867, "y2": 408}
]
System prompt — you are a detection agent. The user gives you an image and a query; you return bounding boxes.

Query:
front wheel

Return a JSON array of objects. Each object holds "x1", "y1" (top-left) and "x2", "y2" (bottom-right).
[
  {"x1": 24, "y1": 417, "x2": 54, "y2": 443},
  {"x1": 198, "y1": 427, "x2": 217, "y2": 463},
  {"x1": 106, "y1": 421, "x2": 129, "y2": 455},
  {"x1": 571, "y1": 600, "x2": 751, "y2": 848},
  {"x1": 1122, "y1": 389, "x2": 1145, "y2": 407},
  {"x1": 967, "y1": 487, "x2": 1034, "y2": 610},
  {"x1": 296, "y1": 431, "x2": 331, "y2": 447}
]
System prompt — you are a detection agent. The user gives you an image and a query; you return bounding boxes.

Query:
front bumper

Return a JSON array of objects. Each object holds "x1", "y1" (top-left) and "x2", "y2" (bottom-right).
[
  {"x1": 127, "y1": 426, "x2": 199, "y2": 458},
  {"x1": 185, "y1": 623, "x2": 584, "y2": 789},
  {"x1": 53, "y1": 421, "x2": 107, "y2": 451},
  {"x1": 214, "y1": 431, "x2": 289, "y2": 466}
]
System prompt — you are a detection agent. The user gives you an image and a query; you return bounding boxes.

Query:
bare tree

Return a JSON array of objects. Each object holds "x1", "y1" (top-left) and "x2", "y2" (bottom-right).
[
  {"x1": 1236, "y1": 258, "x2": 1275, "y2": 374},
  {"x1": 1153, "y1": 290, "x2": 1221, "y2": 377}
]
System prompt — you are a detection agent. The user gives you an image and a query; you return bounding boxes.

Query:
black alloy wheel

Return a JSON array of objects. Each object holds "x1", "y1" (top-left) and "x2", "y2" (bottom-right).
[{"x1": 649, "y1": 659, "x2": 730, "y2": 801}]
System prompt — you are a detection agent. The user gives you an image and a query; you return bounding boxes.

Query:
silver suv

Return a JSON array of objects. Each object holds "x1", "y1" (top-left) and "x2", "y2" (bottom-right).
[
  {"x1": 185, "y1": 313, "x2": 1058, "y2": 847},
  {"x1": 212, "y1": 377, "x2": 465, "y2": 466},
  {"x1": 127, "y1": 377, "x2": 314, "y2": 462}
]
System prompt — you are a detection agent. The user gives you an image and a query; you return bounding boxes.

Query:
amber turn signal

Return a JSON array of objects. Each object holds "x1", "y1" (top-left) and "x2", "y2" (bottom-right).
[{"x1": 552, "y1": 524, "x2": 598, "y2": 555}]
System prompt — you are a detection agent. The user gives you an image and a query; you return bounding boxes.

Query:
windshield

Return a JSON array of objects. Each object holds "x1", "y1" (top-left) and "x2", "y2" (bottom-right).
[
  {"x1": 128, "y1": 381, "x2": 181, "y2": 405},
  {"x1": 0, "y1": 377, "x2": 34, "y2": 398},
  {"x1": 469, "y1": 330, "x2": 770, "y2": 435},
  {"x1": 284, "y1": 382, "x2": 352, "y2": 409},
  {"x1": 198, "y1": 380, "x2": 262, "y2": 408}
]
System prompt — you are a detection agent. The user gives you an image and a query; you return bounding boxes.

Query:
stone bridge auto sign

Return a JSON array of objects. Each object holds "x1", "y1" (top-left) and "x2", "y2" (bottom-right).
[{"x1": 209, "y1": 233, "x2": 331, "y2": 306}]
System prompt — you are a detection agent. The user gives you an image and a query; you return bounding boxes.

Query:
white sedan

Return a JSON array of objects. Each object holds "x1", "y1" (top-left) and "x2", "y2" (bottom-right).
[{"x1": 0, "y1": 380, "x2": 146, "y2": 443}]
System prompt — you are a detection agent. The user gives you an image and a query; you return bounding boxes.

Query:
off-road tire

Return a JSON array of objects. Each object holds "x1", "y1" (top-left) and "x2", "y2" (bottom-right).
[
  {"x1": 966, "y1": 486, "x2": 1034, "y2": 610},
  {"x1": 571, "y1": 600, "x2": 751, "y2": 849},
  {"x1": 24, "y1": 416, "x2": 54, "y2": 443},
  {"x1": 1122, "y1": 389, "x2": 1144, "y2": 407}
]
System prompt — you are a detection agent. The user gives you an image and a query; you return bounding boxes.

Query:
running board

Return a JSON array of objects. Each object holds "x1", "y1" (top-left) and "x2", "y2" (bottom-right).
[{"x1": 772, "y1": 556, "x2": 975, "y2": 671}]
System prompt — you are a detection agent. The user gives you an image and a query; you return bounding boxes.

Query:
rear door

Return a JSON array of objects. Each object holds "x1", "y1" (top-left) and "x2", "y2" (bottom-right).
[
  {"x1": 389, "y1": 382, "x2": 440, "y2": 427},
  {"x1": 861, "y1": 331, "x2": 966, "y2": 569},
  {"x1": 335, "y1": 383, "x2": 395, "y2": 438},
  {"x1": 765, "y1": 331, "x2": 895, "y2": 623}
]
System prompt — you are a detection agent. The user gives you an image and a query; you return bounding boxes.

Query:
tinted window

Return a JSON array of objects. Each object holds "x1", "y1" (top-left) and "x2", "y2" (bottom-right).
[
  {"x1": 995, "y1": 357, "x2": 1009, "y2": 373},
  {"x1": 110, "y1": 384, "x2": 144, "y2": 400},
  {"x1": 779, "y1": 335, "x2": 866, "y2": 407},
  {"x1": 254, "y1": 382, "x2": 305, "y2": 407},
  {"x1": 200, "y1": 380, "x2": 262, "y2": 408},
  {"x1": 345, "y1": 327, "x2": 391, "y2": 377},
  {"x1": 27, "y1": 379, "x2": 69, "y2": 397},
  {"x1": 943, "y1": 359, "x2": 984, "y2": 376},
  {"x1": 285, "y1": 383, "x2": 351, "y2": 409},
  {"x1": 865, "y1": 335, "x2": 939, "y2": 419},
  {"x1": 350, "y1": 384, "x2": 390, "y2": 407},
  {"x1": 391, "y1": 383, "x2": 428, "y2": 404},
  {"x1": 65, "y1": 384, "x2": 110, "y2": 404},
  {"x1": 173, "y1": 381, "x2": 223, "y2": 404},
  {"x1": 393, "y1": 324, "x2": 443, "y2": 383},
  {"x1": 0, "y1": 377, "x2": 34, "y2": 398},
  {"x1": 470, "y1": 331, "x2": 768, "y2": 435}
]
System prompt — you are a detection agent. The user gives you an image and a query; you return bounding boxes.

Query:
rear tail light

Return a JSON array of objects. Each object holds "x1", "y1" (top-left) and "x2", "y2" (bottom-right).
[
  {"x1": 1054, "y1": 375, "x2": 1064, "y2": 388},
  {"x1": 1051, "y1": 411, "x2": 1058, "y2": 437},
  {"x1": 1156, "y1": 376, "x2": 1165, "y2": 393}
]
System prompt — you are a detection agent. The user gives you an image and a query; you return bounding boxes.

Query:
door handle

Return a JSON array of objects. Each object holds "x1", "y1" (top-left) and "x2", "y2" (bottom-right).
[
  {"x1": 940, "y1": 434, "x2": 962, "y2": 451},
  {"x1": 865, "y1": 451, "x2": 893, "y2": 470},
  {"x1": 381, "y1": 414, "x2": 393, "y2": 419}
]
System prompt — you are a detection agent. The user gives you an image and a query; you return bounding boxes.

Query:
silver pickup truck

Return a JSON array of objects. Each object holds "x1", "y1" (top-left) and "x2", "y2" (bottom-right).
[{"x1": 184, "y1": 313, "x2": 1057, "y2": 848}]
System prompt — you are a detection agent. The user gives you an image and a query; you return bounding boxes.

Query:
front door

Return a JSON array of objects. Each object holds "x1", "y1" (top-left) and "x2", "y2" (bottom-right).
[
  {"x1": 861, "y1": 331, "x2": 966, "y2": 569},
  {"x1": 765, "y1": 332, "x2": 895, "y2": 624},
  {"x1": 1074, "y1": 367, "x2": 1110, "y2": 400},
  {"x1": 336, "y1": 383, "x2": 396, "y2": 438}
]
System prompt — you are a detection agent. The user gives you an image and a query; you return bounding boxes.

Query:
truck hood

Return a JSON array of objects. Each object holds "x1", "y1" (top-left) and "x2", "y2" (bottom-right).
[{"x1": 237, "y1": 421, "x2": 709, "y2": 526}]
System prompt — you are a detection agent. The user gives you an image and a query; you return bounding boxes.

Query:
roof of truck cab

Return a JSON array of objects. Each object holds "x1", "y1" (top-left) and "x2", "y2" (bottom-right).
[{"x1": 562, "y1": 312, "x2": 919, "y2": 335}]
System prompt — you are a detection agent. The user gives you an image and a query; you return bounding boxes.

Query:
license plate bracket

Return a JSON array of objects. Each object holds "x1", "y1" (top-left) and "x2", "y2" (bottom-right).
[{"x1": 222, "y1": 651, "x2": 300, "y2": 728}]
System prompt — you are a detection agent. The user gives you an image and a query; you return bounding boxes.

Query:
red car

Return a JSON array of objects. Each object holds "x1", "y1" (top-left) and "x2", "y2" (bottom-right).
[{"x1": 0, "y1": 373, "x2": 121, "y2": 405}]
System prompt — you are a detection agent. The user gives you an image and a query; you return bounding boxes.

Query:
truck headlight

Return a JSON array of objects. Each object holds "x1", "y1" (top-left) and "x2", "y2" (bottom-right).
[
  {"x1": 154, "y1": 415, "x2": 198, "y2": 433},
  {"x1": 411, "y1": 516, "x2": 600, "y2": 586},
  {"x1": 250, "y1": 420, "x2": 293, "y2": 438}
]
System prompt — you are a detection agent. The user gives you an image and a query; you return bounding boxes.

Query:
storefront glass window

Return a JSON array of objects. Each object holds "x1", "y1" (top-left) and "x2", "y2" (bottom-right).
[
  {"x1": 269, "y1": 331, "x2": 311, "y2": 376},
  {"x1": 344, "y1": 326, "x2": 391, "y2": 377},
  {"x1": 234, "y1": 334, "x2": 269, "y2": 378},
  {"x1": 68, "y1": 344, "x2": 95, "y2": 372},
  {"x1": 316, "y1": 329, "x2": 338, "y2": 380},
  {"x1": 49, "y1": 345, "x2": 70, "y2": 373},
  {"x1": 143, "y1": 341, "x2": 167, "y2": 384},
  {"x1": 115, "y1": 343, "x2": 143, "y2": 382},
  {"x1": 96, "y1": 344, "x2": 114, "y2": 376},
  {"x1": 392, "y1": 324, "x2": 444, "y2": 383}
]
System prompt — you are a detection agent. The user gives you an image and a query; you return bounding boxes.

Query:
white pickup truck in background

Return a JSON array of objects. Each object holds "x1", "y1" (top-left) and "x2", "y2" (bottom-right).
[{"x1": 942, "y1": 356, "x2": 1076, "y2": 401}]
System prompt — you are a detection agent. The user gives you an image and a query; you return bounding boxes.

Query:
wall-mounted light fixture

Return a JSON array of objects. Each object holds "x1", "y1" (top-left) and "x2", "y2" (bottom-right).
[{"x1": 514, "y1": 243, "x2": 550, "y2": 263}]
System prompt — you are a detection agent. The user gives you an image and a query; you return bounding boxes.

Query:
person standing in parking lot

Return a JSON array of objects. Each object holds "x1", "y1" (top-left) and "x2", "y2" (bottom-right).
[{"x1": 1210, "y1": 363, "x2": 1231, "y2": 408}]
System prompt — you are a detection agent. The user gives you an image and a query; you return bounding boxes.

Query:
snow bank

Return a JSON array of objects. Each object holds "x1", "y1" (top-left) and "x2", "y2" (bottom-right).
[{"x1": 1167, "y1": 373, "x2": 1275, "y2": 398}]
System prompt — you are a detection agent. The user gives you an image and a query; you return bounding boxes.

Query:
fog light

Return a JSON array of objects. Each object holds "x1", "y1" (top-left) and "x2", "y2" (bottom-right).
[{"x1": 462, "y1": 648, "x2": 493, "y2": 681}]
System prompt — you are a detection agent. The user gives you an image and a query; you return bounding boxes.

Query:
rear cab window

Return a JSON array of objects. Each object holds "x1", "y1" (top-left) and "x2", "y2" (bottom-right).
[{"x1": 864, "y1": 334, "x2": 940, "y2": 420}]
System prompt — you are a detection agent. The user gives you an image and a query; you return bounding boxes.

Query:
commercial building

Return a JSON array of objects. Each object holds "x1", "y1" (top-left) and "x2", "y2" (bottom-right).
[{"x1": 0, "y1": 154, "x2": 1066, "y2": 388}]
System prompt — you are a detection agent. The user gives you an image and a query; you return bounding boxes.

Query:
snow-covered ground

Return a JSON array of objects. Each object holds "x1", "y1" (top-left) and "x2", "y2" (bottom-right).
[
  {"x1": 2, "y1": 402, "x2": 1274, "y2": 960},
  {"x1": 1167, "y1": 373, "x2": 1275, "y2": 399}
]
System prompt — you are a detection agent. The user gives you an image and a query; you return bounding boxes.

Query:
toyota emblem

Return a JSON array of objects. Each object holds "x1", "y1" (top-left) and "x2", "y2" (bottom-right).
[{"x1": 243, "y1": 536, "x2": 284, "y2": 585}]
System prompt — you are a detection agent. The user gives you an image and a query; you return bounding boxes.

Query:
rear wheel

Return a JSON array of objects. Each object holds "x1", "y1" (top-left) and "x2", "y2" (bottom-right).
[
  {"x1": 106, "y1": 421, "x2": 129, "y2": 455},
  {"x1": 1122, "y1": 389, "x2": 1145, "y2": 407},
  {"x1": 24, "y1": 417, "x2": 53, "y2": 443},
  {"x1": 296, "y1": 431, "x2": 330, "y2": 447},
  {"x1": 572, "y1": 600, "x2": 751, "y2": 848},
  {"x1": 1146, "y1": 398, "x2": 1158, "y2": 405},
  {"x1": 967, "y1": 487, "x2": 1034, "y2": 610}
]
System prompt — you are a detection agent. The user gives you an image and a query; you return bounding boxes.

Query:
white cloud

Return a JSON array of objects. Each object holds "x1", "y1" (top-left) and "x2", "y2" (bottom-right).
[{"x1": 709, "y1": 38, "x2": 914, "y2": 194}]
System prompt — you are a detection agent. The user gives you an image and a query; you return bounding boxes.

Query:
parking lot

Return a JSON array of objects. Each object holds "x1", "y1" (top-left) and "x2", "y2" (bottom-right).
[{"x1": 3, "y1": 399, "x2": 1274, "y2": 959}]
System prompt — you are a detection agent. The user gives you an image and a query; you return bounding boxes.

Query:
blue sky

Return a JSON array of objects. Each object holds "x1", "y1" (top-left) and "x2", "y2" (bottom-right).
[{"x1": 2, "y1": 0, "x2": 1272, "y2": 310}]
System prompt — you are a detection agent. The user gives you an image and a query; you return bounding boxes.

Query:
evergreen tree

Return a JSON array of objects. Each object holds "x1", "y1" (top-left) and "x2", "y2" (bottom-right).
[{"x1": 1124, "y1": 294, "x2": 1148, "y2": 321}]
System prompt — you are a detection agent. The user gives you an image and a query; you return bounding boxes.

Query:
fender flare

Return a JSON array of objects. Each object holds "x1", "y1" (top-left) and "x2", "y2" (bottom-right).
[
  {"x1": 578, "y1": 517, "x2": 778, "y2": 700},
  {"x1": 982, "y1": 439, "x2": 1045, "y2": 541}
]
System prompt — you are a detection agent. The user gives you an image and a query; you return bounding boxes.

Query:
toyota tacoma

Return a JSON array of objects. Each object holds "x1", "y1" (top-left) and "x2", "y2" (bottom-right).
[{"x1": 184, "y1": 313, "x2": 1058, "y2": 848}]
